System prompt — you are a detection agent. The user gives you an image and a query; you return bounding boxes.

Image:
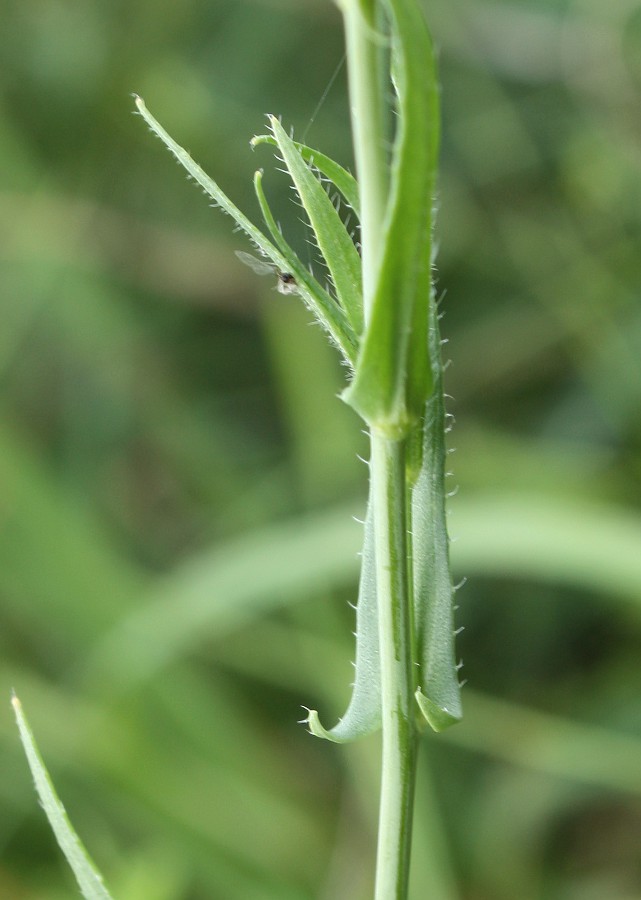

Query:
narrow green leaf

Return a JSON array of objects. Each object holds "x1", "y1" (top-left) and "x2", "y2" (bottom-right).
[
  {"x1": 307, "y1": 493, "x2": 381, "y2": 741},
  {"x1": 411, "y1": 298, "x2": 462, "y2": 733},
  {"x1": 268, "y1": 117, "x2": 364, "y2": 337},
  {"x1": 252, "y1": 133, "x2": 361, "y2": 217},
  {"x1": 253, "y1": 169, "x2": 301, "y2": 256},
  {"x1": 342, "y1": 0, "x2": 438, "y2": 436},
  {"x1": 251, "y1": 170, "x2": 356, "y2": 366},
  {"x1": 134, "y1": 96, "x2": 357, "y2": 365},
  {"x1": 11, "y1": 694, "x2": 114, "y2": 900}
]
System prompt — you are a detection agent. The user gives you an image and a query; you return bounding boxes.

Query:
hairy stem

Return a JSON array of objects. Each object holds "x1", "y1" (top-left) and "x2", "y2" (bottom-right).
[
  {"x1": 343, "y1": 2, "x2": 420, "y2": 895},
  {"x1": 370, "y1": 433, "x2": 418, "y2": 899}
]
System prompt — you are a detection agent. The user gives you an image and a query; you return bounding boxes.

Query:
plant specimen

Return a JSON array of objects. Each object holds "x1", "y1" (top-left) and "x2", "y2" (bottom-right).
[{"x1": 14, "y1": 1, "x2": 461, "y2": 897}]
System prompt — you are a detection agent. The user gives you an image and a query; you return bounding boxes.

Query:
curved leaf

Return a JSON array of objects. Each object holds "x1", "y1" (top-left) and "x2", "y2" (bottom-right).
[
  {"x1": 252, "y1": 133, "x2": 361, "y2": 217},
  {"x1": 307, "y1": 492, "x2": 381, "y2": 741}
]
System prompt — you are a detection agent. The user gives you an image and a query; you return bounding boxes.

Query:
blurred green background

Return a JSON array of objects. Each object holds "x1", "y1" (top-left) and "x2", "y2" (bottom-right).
[{"x1": 2, "y1": 0, "x2": 641, "y2": 897}]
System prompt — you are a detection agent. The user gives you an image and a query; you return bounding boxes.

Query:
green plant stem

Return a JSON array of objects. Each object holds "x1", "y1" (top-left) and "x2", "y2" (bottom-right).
[
  {"x1": 342, "y1": 0, "x2": 388, "y2": 322},
  {"x1": 370, "y1": 432, "x2": 418, "y2": 899},
  {"x1": 343, "y1": 2, "x2": 419, "y2": 894}
]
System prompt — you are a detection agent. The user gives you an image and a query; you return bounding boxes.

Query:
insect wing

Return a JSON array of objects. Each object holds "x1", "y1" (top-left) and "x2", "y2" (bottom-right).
[{"x1": 235, "y1": 251, "x2": 276, "y2": 276}]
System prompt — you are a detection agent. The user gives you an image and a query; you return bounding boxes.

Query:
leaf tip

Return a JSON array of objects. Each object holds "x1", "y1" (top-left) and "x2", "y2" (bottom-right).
[
  {"x1": 415, "y1": 688, "x2": 462, "y2": 733},
  {"x1": 304, "y1": 708, "x2": 339, "y2": 742}
]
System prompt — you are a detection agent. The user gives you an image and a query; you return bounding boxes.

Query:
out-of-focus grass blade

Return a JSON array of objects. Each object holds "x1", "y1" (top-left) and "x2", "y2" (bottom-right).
[
  {"x1": 450, "y1": 493, "x2": 641, "y2": 603},
  {"x1": 444, "y1": 689, "x2": 641, "y2": 797},
  {"x1": 83, "y1": 503, "x2": 364, "y2": 689},
  {"x1": 83, "y1": 493, "x2": 641, "y2": 692},
  {"x1": 11, "y1": 694, "x2": 114, "y2": 900}
]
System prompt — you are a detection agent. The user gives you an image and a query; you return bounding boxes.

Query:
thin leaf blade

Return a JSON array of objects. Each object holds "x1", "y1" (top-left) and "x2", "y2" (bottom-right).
[
  {"x1": 269, "y1": 117, "x2": 364, "y2": 336},
  {"x1": 251, "y1": 170, "x2": 356, "y2": 363},
  {"x1": 12, "y1": 694, "x2": 114, "y2": 900}
]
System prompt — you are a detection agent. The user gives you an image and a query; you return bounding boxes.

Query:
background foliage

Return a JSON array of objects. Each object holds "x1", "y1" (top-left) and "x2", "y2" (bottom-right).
[{"x1": 2, "y1": 0, "x2": 641, "y2": 897}]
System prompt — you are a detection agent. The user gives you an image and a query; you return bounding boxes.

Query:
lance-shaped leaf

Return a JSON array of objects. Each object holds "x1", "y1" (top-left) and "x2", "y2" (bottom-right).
[
  {"x1": 268, "y1": 117, "x2": 364, "y2": 337},
  {"x1": 342, "y1": 0, "x2": 438, "y2": 436},
  {"x1": 307, "y1": 493, "x2": 381, "y2": 741},
  {"x1": 134, "y1": 96, "x2": 357, "y2": 366},
  {"x1": 251, "y1": 170, "x2": 357, "y2": 360},
  {"x1": 12, "y1": 694, "x2": 114, "y2": 900},
  {"x1": 411, "y1": 296, "x2": 462, "y2": 733},
  {"x1": 252, "y1": 133, "x2": 360, "y2": 217}
]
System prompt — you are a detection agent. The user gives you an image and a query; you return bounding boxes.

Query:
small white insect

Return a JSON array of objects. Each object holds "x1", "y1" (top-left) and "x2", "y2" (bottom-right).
[{"x1": 235, "y1": 251, "x2": 298, "y2": 295}]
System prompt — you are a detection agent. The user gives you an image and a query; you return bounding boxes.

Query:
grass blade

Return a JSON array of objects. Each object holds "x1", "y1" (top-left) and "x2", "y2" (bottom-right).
[{"x1": 11, "y1": 694, "x2": 114, "y2": 900}]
